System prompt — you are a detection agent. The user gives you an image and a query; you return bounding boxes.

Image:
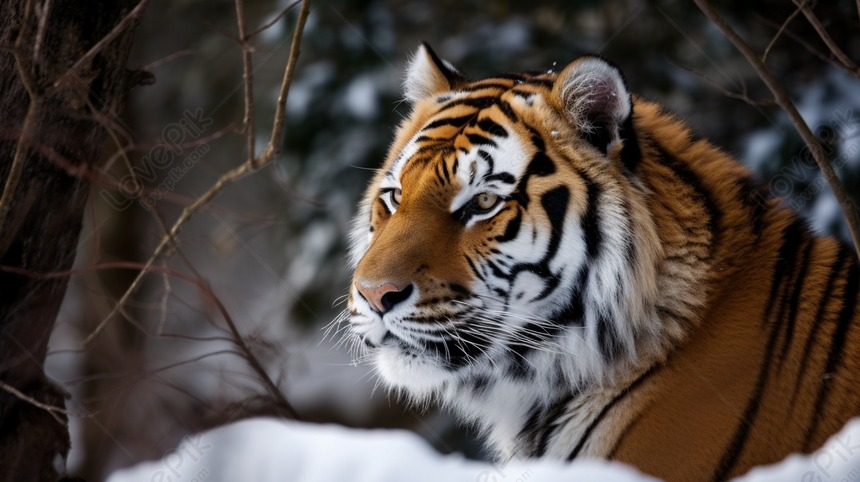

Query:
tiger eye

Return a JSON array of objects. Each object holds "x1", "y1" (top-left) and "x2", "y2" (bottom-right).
[
  {"x1": 392, "y1": 188, "x2": 402, "y2": 206},
  {"x1": 476, "y1": 193, "x2": 498, "y2": 210}
]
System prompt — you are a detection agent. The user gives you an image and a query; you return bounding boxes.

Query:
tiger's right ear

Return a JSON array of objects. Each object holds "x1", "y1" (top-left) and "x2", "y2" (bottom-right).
[{"x1": 403, "y1": 42, "x2": 467, "y2": 103}]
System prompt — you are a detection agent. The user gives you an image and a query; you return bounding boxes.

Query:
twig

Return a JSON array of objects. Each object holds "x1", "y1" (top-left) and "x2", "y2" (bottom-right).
[
  {"x1": 142, "y1": 48, "x2": 195, "y2": 71},
  {"x1": 792, "y1": 0, "x2": 860, "y2": 81},
  {"x1": 693, "y1": 0, "x2": 860, "y2": 261},
  {"x1": 157, "y1": 259, "x2": 171, "y2": 335},
  {"x1": 0, "y1": 103, "x2": 37, "y2": 242},
  {"x1": 81, "y1": 0, "x2": 311, "y2": 347},
  {"x1": 235, "y1": 0, "x2": 255, "y2": 162},
  {"x1": 32, "y1": 0, "x2": 52, "y2": 63},
  {"x1": 247, "y1": 0, "x2": 302, "y2": 39},
  {"x1": 758, "y1": 15, "x2": 849, "y2": 73},
  {"x1": 762, "y1": 0, "x2": 806, "y2": 64},
  {"x1": 202, "y1": 20, "x2": 242, "y2": 45},
  {"x1": 0, "y1": 379, "x2": 69, "y2": 425},
  {"x1": 54, "y1": 0, "x2": 154, "y2": 87},
  {"x1": 667, "y1": 58, "x2": 777, "y2": 106}
]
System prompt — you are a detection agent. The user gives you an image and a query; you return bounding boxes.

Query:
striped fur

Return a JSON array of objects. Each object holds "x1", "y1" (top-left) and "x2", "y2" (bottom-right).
[{"x1": 337, "y1": 43, "x2": 860, "y2": 481}]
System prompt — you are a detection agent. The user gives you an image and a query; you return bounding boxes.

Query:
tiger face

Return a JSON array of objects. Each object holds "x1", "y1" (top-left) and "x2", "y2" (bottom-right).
[{"x1": 344, "y1": 43, "x2": 668, "y2": 401}]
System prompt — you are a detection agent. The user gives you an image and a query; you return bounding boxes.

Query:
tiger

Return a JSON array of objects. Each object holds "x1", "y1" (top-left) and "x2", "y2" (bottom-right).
[{"x1": 339, "y1": 42, "x2": 860, "y2": 481}]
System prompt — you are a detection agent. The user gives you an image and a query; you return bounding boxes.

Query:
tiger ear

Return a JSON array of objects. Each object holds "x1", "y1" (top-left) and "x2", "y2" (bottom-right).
[
  {"x1": 403, "y1": 42, "x2": 467, "y2": 103},
  {"x1": 552, "y1": 55, "x2": 635, "y2": 157}
]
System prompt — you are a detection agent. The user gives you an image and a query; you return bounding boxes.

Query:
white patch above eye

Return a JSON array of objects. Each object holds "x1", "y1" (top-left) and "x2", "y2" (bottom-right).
[{"x1": 450, "y1": 133, "x2": 530, "y2": 217}]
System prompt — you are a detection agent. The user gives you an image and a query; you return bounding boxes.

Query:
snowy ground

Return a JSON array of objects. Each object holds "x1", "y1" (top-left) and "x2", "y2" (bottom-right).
[{"x1": 108, "y1": 417, "x2": 860, "y2": 482}]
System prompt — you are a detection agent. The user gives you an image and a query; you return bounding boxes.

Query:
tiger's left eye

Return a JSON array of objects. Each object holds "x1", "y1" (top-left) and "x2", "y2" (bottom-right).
[
  {"x1": 391, "y1": 189, "x2": 402, "y2": 207},
  {"x1": 475, "y1": 193, "x2": 498, "y2": 210}
]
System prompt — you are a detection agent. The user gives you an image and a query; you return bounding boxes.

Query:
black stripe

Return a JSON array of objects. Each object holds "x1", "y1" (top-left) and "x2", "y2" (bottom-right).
[
  {"x1": 465, "y1": 133, "x2": 496, "y2": 147},
  {"x1": 657, "y1": 143, "x2": 722, "y2": 250},
  {"x1": 464, "y1": 255, "x2": 485, "y2": 282},
  {"x1": 540, "y1": 186, "x2": 570, "y2": 264},
  {"x1": 477, "y1": 118, "x2": 509, "y2": 138},
  {"x1": 524, "y1": 78, "x2": 554, "y2": 88},
  {"x1": 495, "y1": 208, "x2": 522, "y2": 242},
  {"x1": 549, "y1": 266, "x2": 588, "y2": 327},
  {"x1": 790, "y1": 246, "x2": 847, "y2": 409},
  {"x1": 535, "y1": 393, "x2": 577, "y2": 456},
  {"x1": 762, "y1": 218, "x2": 807, "y2": 326},
  {"x1": 567, "y1": 365, "x2": 658, "y2": 461},
  {"x1": 441, "y1": 157, "x2": 451, "y2": 185},
  {"x1": 803, "y1": 250, "x2": 860, "y2": 450},
  {"x1": 736, "y1": 175, "x2": 770, "y2": 236},
  {"x1": 478, "y1": 149, "x2": 495, "y2": 173},
  {"x1": 513, "y1": 151, "x2": 555, "y2": 208},
  {"x1": 460, "y1": 82, "x2": 511, "y2": 92},
  {"x1": 516, "y1": 392, "x2": 577, "y2": 457},
  {"x1": 618, "y1": 107, "x2": 641, "y2": 173},
  {"x1": 437, "y1": 96, "x2": 518, "y2": 123},
  {"x1": 423, "y1": 114, "x2": 474, "y2": 131},
  {"x1": 523, "y1": 124, "x2": 546, "y2": 151},
  {"x1": 776, "y1": 239, "x2": 815, "y2": 372},
  {"x1": 711, "y1": 223, "x2": 808, "y2": 481},
  {"x1": 580, "y1": 171, "x2": 603, "y2": 260},
  {"x1": 484, "y1": 172, "x2": 516, "y2": 184},
  {"x1": 597, "y1": 313, "x2": 622, "y2": 361}
]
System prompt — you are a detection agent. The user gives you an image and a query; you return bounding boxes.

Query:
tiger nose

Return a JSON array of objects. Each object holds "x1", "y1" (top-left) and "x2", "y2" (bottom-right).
[{"x1": 354, "y1": 282, "x2": 415, "y2": 314}]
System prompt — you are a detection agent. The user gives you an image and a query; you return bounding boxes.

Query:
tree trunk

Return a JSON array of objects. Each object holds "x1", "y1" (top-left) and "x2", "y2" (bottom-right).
[{"x1": 0, "y1": 1, "x2": 149, "y2": 480}]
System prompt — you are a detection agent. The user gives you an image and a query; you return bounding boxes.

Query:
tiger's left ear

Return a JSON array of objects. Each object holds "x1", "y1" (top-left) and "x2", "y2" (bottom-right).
[
  {"x1": 551, "y1": 55, "x2": 639, "y2": 170},
  {"x1": 403, "y1": 42, "x2": 468, "y2": 103}
]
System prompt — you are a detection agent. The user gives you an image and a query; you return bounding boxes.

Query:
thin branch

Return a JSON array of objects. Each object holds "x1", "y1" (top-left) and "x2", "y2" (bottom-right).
[
  {"x1": 157, "y1": 259, "x2": 171, "y2": 335},
  {"x1": 762, "y1": 0, "x2": 806, "y2": 64},
  {"x1": 54, "y1": 0, "x2": 154, "y2": 87},
  {"x1": 202, "y1": 19, "x2": 242, "y2": 45},
  {"x1": 81, "y1": 0, "x2": 311, "y2": 346},
  {"x1": 693, "y1": 0, "x2": 860, "y2": 261},
  {"x1": 793, "y1": 0, "x2": 860, "y2": 81},
  {"x1": 758, "y1": 15, "x2": 849, "y2": 73},
  {"x1": 235, "y1": 0, "x2": 255, "y2": 163},
  {"x1": 0, "y1": 379, "x2": 69, "y2": 424},
  {"x1": 32, "y1": 0, "x2": 52, "y2": 64},
  {"x1": 247, "y1": 0, "x2": 302, "y2": 39},
  {"x1": 667, "y1": 58, "x2": 777, "y2": 106},
  {"x1": 142, "y1": 48, "x2": 195, "y2": 71}
]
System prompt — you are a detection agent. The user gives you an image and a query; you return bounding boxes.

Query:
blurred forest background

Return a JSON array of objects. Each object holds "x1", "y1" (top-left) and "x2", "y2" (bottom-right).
[{"x1": 41, "y1": 0, "x2": 860, "y2": 479}]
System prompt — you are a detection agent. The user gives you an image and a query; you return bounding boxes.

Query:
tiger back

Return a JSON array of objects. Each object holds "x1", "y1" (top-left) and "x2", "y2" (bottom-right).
[{"x1": 340, "y1": 43, "x2": 860, "y2": 481}]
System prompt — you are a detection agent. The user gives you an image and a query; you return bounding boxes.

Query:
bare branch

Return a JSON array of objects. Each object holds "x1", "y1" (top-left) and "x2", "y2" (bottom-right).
[
  {"x1": 758, "y1": 15, "x2": 849, "y2": 73},
  {"x1": 32, "y1": 0, "x2": 51, "y2": 63},
  {"x1": 693, "y1": 0, "x2": 860, "y2": 261},
  {"x1": 54, "y1": 0, "x2": 154, "y2": 87},
  {"x1": 142, "y1": 48, "x2": 195, "y2": 71},
  {"x1": 762, "y1": 0, "x2": 806, "y2": 64},
  {"x1": 0, "y1": 380, "x2": 69, "y2": 425},
  {"x1": 235, "y1": 0, "x2": 255, "y2": 163},
  {"x1": 667, "y1": 58, "x2": 777, "y2": 106},
  {"x1": 793, "y1": 0, "x2": 860, "y2": 81},
  {"x1": 81, "y1": 0, "x2": 311, "y2": 347},
  {"x1": 202, "y1": 19, "x2": 242, "y2": 46},
  {"x1": 247, "y1": 0, "x2": 302, "y2": 39}
]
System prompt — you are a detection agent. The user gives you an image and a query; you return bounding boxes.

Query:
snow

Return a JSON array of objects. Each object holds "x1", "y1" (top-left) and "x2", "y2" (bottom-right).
[{"x1": 107, "y1": 416, "x2": 860, "y2": 482}]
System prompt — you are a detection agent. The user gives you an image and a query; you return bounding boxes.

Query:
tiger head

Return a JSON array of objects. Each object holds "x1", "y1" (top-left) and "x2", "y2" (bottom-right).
[{"x1": 343, "y1": 43, "x2": 685, "y2": 404}]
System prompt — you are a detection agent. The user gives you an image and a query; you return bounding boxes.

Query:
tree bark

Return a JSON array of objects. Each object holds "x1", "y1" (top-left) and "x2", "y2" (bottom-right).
[{"x1": 0, "y1": 1, "x2": 149, "y2": 480}]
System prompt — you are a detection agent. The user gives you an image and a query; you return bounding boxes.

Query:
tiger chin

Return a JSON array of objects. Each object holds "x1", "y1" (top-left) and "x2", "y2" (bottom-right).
[{"x1": 339, "y1": 42, "x2": 860, "y2": 482}]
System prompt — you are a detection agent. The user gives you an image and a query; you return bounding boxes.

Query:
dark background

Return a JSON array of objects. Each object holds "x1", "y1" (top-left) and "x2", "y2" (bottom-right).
[{"x1": 42, "y1": 0, "x2": 860, "y2": 479}]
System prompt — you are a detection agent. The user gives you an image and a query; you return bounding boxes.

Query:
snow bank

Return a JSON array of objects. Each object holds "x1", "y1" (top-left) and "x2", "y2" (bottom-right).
[{"x1": 107, "y1": 417, "x2": 860, "y2": 482}]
